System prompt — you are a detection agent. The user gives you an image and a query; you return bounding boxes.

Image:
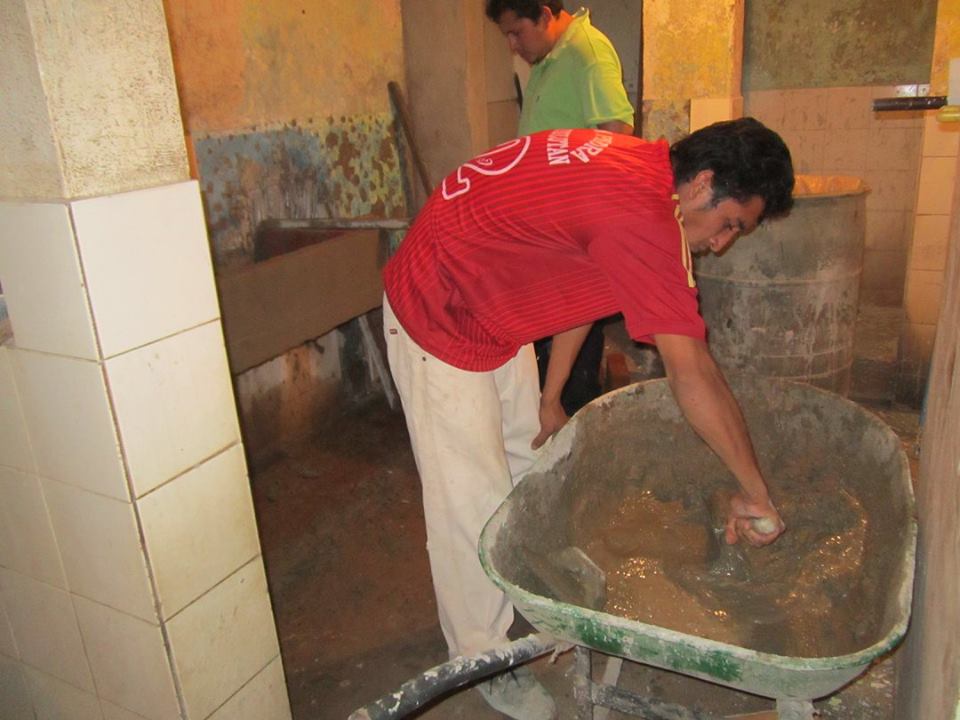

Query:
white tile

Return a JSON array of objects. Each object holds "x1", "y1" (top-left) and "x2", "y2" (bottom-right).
[
  {"x1": 0, "y1": 202, "x2": 99, "y2": 359},
  {"x1": 784, "y1": 89, "x2": 828, "y2": 131},
  {"x1": 24, "y1": 666, "x2": 104, "y2": 720},
  {"x1": 0, "y1": 569, "x2": 93, "y2": 691},
  {"x1": 100, "y1": 701, "x2": 150, "y2": 720},
  {"x1": 11, "y1": 349, "x2": 128, "y2": 500},
  {"x1": 863, "y1": 170, "x2": 919, "y2": 213},
  {"x1": 139, "y1": 445, "x2": 260, "y2": 618},
  {"x1": 0, "y1": 346, "x2": 35, "y2": 473},
  {"x1": 0, "y1": 596, "x2": 18, "y2": 658},
  {"x1": 208, "y1": 657, "x2": 291, "y2": 720},
  {"x1": 922, "y1": 112, "x2": 960, "y2": 157},
  {"x1": 73, "y1": 597, "x2": 180, "y2": 720},
  {"x1": 821, "y1": 128, "x2": 868, "y2": 172},
  {"x1": 70, "y1": 182, "x2": 220, "y2": 358},
  {"x1": 916, "y1": 156, "x2": 958, "y2": 215},
  {"x1": 744, "y1": 90, "x2": 787, "y2": 131},
  {"x1": 0, "y1": 467, "x2": 66, "y2": 588},
  {"x1": 106, "y1": 321, "x2": 240, "y2": 497},
  {"x1": 866, "y1": 127, "x2": 923, "y2": 172},
  {"x1": 689, "y1": 97, "x2": 737, "y2": 132},
  {"x1": 911, "y1": 214, "x2": 952, "y2": 271},
  {"x1": 167, "y1": 559, "x2": 280, "y2": 720},
  {"x1": 823, "y1": 86, "x2": 873, "y2": 131},
  {"x1": 43, "y1": 481, "x2": 155, "y2": 622},
  {"x1": 0, "y1": 656, "x2": 34, "y2": 720}
]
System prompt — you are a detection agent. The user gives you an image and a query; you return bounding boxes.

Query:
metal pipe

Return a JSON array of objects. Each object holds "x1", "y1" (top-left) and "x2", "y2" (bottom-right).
[
  {"x1": 347, "y1": 633, "x2": 560, "y2": 720},
  {"x1": 873, "y1": 96, "x2": 946, "y2": 112}
]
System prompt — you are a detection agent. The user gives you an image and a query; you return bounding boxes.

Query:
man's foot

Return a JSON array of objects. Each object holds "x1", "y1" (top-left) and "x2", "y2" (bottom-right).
[{"x1": 476, "y1": 665, "x2": 557, "y2": 719}]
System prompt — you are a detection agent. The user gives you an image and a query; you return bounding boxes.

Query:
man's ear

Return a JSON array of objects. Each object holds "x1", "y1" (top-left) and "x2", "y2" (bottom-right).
[
  {"x1": 691, "y1": 169, "x2": 715, "y2": 203},
  {"x1": 538, "y1": 5, "x2": 555, "y2": 26}
]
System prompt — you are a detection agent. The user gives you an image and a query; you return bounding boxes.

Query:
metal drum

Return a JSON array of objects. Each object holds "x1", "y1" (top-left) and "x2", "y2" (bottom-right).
[{"x1": 694, "y1": 175, "x2": 868, "y2": 395}]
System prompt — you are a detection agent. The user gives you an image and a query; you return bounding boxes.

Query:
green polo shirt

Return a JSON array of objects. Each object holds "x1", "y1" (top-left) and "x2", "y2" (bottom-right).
[{"x1": 518, "y1": 9, "x2": 634, "y2": 135}]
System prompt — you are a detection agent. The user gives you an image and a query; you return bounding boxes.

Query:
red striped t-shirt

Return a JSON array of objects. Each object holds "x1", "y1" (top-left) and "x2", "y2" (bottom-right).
[{"x1": 383, "y1": 128, "x2": 705, "y2": 372}]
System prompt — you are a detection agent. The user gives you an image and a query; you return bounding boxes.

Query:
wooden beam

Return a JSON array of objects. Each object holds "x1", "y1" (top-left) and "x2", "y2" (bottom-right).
[{"x1": 217, "y1": 229, "x2": 388, "y2": 374}]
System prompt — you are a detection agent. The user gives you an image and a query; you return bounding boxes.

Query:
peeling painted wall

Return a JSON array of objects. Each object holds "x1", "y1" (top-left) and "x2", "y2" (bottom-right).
[
  {"x1": 642, "y1": 0, "x2": 742, "y2": 142},
  {"x1": 744, "y1": 0, "x2": 937, "y2": 91},
  {"x1": 162, "y1": 0, "x2": 408, "y2": 454},
  {"x1": 163, "y1": 0, "x2": 407, "y2": 269},
  {"x1": 197, "y1": 115, "x2": 406, "y2": 269}
]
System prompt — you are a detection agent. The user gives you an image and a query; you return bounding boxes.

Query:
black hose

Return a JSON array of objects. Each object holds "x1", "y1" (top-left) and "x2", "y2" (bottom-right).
[{"x1": 348, "y1": 633, "x2": 560, "y2": 720}]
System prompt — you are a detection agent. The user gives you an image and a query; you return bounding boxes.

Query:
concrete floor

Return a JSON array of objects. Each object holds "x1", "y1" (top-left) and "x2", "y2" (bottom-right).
[{"x1": 250, "y1": 385, "x2": 919, "y2": 720}]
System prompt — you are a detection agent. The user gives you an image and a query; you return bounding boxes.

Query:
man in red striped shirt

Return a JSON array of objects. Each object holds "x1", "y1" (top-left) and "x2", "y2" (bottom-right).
[{"x1": 382, "y1": 118, "x2": 794, "y2": 719}]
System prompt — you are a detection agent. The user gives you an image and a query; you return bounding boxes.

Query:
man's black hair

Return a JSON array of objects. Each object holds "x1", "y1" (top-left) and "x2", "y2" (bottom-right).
[
  {"x1": 485, "y1": 0, "x2": 564, "y2": 23},
  {"x1": 670, "y1": 117, "x2": 795, "y2": 221}
]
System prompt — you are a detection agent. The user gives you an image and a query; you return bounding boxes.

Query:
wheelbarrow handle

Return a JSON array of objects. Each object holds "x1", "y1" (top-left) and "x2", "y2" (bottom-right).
[{"x1": 348, "y1": 632, "x2": 560, "y2": 720}]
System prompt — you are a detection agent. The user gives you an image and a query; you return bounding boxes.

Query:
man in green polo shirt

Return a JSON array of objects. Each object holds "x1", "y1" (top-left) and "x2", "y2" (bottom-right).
[
  {"x1": 488, "y1": 0, "x2": 635, "y2": 136},
  {"x1": 487, "y1": 0, "x2": 636, "y2": 427}
]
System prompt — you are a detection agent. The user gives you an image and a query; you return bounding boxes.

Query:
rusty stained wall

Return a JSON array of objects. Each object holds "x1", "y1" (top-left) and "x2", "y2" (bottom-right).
[
  {"x1": 744, "y1": 0, "x2": 937, "y2": 92},
  {"x1": 163, "y1": 1, "x2": 407, "y2": 270},
  {"x1": 642, "y1": 0, "x2": 742, "y2": 143}
]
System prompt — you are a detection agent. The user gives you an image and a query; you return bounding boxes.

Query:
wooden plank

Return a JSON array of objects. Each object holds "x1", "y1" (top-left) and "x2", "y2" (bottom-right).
[
  {"x1": 217, "y1": 229, "x2": 387, "y2": 374},
  {"x1": 894, "y1": 153, "x2": 960, "y2": 718}
]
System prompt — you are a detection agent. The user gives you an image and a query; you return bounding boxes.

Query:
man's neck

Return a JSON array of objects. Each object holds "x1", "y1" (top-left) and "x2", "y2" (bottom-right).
[{"x1": 547, "y1": 10, "x2": 575, "y2": 47}]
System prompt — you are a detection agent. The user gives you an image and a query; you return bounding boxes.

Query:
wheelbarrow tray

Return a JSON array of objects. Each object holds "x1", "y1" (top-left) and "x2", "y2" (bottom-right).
[{"x1": 479, "y1": 378, "x2": 916, "y2": 702}]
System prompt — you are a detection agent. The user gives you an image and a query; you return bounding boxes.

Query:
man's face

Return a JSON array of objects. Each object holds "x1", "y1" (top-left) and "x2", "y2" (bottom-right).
[
  {"x1": 496, "y1": 9, "x2": 555, "y2": 65},
  {"x1": 678, "y1": 171, "x2": 765, "y2": 254}
]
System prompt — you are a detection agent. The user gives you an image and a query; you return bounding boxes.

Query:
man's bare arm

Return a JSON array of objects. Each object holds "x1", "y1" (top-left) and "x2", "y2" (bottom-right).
[
  {"x1": 533, "y1": 323, "x2": 592, "y2": 449},
  {"x1": 597, "y1": 119, "x2": 633, "y2": 135},
  {"x1": 655, "y1": 333, "x2": 785, "y2": 546}
]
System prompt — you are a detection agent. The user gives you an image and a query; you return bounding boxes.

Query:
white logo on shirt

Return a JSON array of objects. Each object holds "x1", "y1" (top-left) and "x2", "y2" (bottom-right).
[
  {"x1": 547, "y1": 129, "x2": 614, "y2": 165},
  {"x1": 442, "y1": 137, "x2": 532, "y2": 200}
]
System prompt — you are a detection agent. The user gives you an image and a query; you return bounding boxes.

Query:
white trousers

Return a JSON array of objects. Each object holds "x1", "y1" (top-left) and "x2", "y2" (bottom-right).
[{"x1": 383, "y1": 296, "x2": 542, "y2": 657}]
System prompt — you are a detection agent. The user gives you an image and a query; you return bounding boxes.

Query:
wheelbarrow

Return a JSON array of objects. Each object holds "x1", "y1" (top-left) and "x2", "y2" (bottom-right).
[
  {"x1": 351, "y1": 377, "x2": 916, "y2": 719},
  {"x1": 479, "y1": 377, "x2": 917, "y2": 719}
]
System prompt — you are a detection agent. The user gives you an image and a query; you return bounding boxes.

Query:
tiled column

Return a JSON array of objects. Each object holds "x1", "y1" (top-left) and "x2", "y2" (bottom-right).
[
  {"x1": 0, "y1": 2, "x2": 290, "y2": 719},
  {"x1": 897, "y1": 114, "x2": 959, "y2": 404}
]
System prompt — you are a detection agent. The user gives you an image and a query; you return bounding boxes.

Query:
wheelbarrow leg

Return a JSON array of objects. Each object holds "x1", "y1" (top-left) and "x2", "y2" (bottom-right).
[
  {"x1": 776, "y1": 698, "x2": 815, "y2": 719},
  {"x1": 574, "y1": 645, "x2": 593, "y2": 720}
]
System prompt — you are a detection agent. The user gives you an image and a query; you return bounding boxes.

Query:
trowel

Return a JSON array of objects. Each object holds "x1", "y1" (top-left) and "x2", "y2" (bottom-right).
[{"x1": 522, "y1": 545, "x2": 607, "y2": 610}]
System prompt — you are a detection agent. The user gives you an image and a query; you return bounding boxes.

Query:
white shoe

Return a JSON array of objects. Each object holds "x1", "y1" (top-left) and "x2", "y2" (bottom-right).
[{"x1": 476, "y1": 665, "x2": 557, "y2": 720}]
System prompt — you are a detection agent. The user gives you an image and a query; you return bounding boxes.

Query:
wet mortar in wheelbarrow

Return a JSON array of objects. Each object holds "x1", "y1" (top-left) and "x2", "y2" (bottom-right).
[{"x1": 479, "y1": 376, "x2": 916, "y2": 719}]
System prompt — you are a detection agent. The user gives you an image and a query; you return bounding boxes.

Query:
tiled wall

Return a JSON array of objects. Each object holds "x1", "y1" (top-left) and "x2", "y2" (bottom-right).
[
  {"x1": 746, "y1": 85, "x2": 925, "y2": 308},
  {"x1": 898, "y1": 113, "x2": 959, "y2": 404},
  {"x1": 0, "y1": 182, "x2": 291, "y2": 719}
]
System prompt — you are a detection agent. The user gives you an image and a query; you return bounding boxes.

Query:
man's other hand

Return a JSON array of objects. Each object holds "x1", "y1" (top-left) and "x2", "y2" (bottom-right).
[{"x1": 533, "y1": 397, "x2": 569, "y2": 449}]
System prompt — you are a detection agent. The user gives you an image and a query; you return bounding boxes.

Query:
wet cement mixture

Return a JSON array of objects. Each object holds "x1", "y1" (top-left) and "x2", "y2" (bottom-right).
[{"x1": 586, "y1": 478, "x2": 871, "y2": 658}]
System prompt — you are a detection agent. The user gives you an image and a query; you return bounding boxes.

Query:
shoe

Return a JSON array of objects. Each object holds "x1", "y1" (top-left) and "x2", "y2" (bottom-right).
[{"x1": 476, "y1": 665, "x2": 557, "y2": 720}]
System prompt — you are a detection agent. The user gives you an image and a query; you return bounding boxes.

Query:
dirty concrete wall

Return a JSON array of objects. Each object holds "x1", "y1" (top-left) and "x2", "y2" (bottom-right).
[
  {"x1": 401, "y1": 0, "x2": 491, "y2": 197},
  {"x1": 586, "y1": 0, "x2": 642, "y2": 117},
  {"x1": 642, "y1": 0, "x2": 743, "y2": 142},
  {"x1": 163, "y1": 1, "x2": 408, "y2": 458},
  {"x1": 164, "y1": 1, "x2": 408, "y2": 270},
  {"x1": 0, "y1": 0, "x2": 188, "y2": 199},
  {"x1": 744, "y1": 0, "x2": 938, "y2": 91}
]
